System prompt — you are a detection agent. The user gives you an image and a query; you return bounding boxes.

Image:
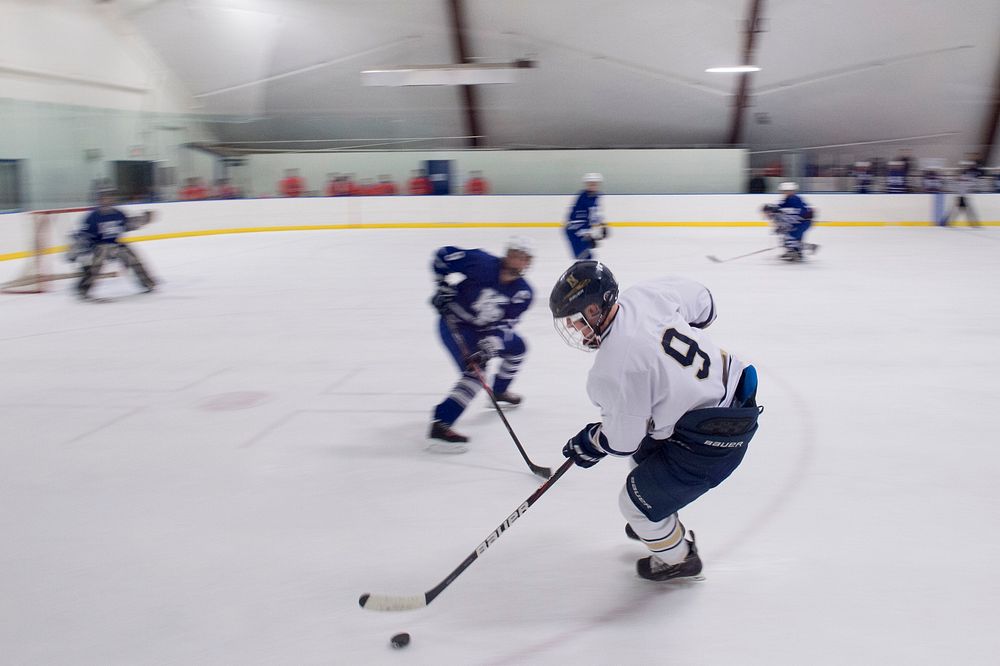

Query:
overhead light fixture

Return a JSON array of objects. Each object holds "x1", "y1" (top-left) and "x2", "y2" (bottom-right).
[
  {"x1": 361, "y1": 59, "x2": 537, "y2": 86},
  {"x1": 705, "y1": 65, "x2": 761, "y2": 73}
]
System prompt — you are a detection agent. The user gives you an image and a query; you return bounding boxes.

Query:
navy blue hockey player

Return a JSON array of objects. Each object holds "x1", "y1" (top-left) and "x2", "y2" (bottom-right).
[
  {"x1": 70, "y1": 188, "x2": 157, "y2": 299},
  {"x1": 564, "y1": 173, "x2": 608, "y2": 260},
  {"x1": 763, "y1": 182, "x2": 815, "y2": 262},
  {"x1": 429, "y1": 238, "x2": 534, "y2": 446}
]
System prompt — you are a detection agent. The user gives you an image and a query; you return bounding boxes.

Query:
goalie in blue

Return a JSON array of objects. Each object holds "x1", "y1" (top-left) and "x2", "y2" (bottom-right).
[
  {"x1": 70, "y1": 187, "x2": 157, "y2": 299},
  {"x1": 428, "y1": 238, "x2": 534, "y2": 448}
]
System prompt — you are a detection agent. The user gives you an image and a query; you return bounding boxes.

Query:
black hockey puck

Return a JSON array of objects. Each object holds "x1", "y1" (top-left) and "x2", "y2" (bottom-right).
[
  {"x1": 390, "y1": 632, "x2": 410, "y2": 649},
  {"x1": 358, "y1": 593, "x2": 369, "y2": 608}
]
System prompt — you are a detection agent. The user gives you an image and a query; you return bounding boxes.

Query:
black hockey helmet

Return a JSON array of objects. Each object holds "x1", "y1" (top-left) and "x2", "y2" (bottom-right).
[{"x1": 549, "y1": 260, "x2": 619, "y2": 350}]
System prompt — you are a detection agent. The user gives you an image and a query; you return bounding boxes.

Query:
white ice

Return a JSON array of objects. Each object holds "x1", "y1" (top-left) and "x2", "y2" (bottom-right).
[{"x1": 1, "y1": 223, "x2": 999, "y2": 665}]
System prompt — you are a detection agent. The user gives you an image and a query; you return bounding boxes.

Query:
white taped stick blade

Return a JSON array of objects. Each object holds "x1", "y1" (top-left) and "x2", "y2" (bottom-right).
[{"x1": 358, "y1": 593, "x2": 427, "y2": 612}]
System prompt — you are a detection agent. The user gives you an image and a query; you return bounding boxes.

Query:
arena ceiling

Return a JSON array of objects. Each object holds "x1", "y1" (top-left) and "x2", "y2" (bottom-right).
[{"x1": 109, "y1": 0, "x2": 1000, "y2": 161}]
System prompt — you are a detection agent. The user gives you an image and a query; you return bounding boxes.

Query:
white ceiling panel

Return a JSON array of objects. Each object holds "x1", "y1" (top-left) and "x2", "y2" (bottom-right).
[{"x1": 105, "y1": 0, "x2": 999, "y2": 159}]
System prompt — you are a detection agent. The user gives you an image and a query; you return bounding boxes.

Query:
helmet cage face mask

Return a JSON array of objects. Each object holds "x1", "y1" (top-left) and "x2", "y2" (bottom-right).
[
  {"x1": 554, "y1": 309, "x2": 603, "y2": 351},
  {"x1": 548, "y1": 260, "x2": 619, "y2": 352}
]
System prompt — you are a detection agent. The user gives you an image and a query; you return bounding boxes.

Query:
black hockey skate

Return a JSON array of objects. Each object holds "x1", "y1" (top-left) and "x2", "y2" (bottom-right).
[
  {"x1": 780, "y1": 249, "x2": 803, "y2": 262},
  {"x1": 492, "y1": 391, "x2": 522, "y2": 407},
  {"x1": 429, "y1": 421, "x2": 469, "y2": 443},
  {"x1": 636, "y1": 531, "x2": 703, "y2": 582}
]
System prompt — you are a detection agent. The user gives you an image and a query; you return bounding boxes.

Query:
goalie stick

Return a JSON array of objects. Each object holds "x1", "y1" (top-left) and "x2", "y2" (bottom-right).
[
  {"x1": 358, "y1": 457, "x2": 574, "y2": 611},
  {"x1": 442, "y1": 315, "x2": 552, "y2": 479}
]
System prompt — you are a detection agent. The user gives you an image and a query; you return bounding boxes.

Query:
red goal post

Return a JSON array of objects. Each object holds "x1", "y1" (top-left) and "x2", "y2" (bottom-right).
[{"x1": 1, "y1": 206, "x2": 92, "y2": 293}]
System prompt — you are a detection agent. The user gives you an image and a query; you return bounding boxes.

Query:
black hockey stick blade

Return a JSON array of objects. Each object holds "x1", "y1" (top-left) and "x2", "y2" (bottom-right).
[{"x1": 358, "y1": 458, "x2": 575, "y2": 612}]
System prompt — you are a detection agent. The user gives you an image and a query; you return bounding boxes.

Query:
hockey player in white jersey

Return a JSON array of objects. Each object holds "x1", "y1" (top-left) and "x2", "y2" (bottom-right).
[{"x1": 549, "y1": 261, "x2": 761, "y2": 581}]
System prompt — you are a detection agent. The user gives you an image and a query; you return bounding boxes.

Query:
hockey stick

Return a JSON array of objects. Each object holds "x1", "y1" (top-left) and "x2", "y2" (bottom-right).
[
  {"x1": 442, "y1": 315, "x2": 552, "y2": 479},
  {"x1": 707, "y1": 246, "x2": 780, "y2": 263},
  {"x1": 359, "y1": 457, "x2": 574, "y2": 611}
]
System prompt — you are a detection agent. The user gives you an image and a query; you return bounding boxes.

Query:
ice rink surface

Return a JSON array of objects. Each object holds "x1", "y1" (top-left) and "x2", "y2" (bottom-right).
[{"x1": 1, "y1": 223, "x2": 999, "y2": 665}]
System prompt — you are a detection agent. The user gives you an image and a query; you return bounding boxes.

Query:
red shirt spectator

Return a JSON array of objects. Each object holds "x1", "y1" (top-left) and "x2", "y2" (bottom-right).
[
  {"x1": 464, "y1": 171, "x2": 490, "y2": 195},
  {"x1": 214, "y1": 178, "x2": 240, "y2": 199},
  {"x1": 326, "y1": 176, "x2": 351, "y2": 196},
  {"x1": 324, "y1": 173, "x2": 340, "y2": 197},
  {"x1": 279, "y1": 169, "x2": 306, "y2": 197},
  {"x1": 375, "y1": 175, "x2": 398, "y2": 196},
  {"x1": 407, "y1": 169, "x2": 431, "y2": 195},
  {"x1": 346, "y1": 176, "x2": 363, "y2": 196},
  {"x1": 179, "y1": 178, "x2": 209, "y2": 200}
]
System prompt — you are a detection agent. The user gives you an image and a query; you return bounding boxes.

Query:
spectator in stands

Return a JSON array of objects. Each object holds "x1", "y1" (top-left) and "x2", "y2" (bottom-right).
[
  {"x1": 357, "y1": 178, "x2": 377, "y2": 196},
  {"x1": 463, "y1": 170, "x2": 490, "y2": 195},
  {"x1": 375, "y1": 174, "x2": 398, "y2": 195},
  {"x1": 852, "y1": 162, "x2": 873, "y2": 193},
  {"x1": 179, "y1": 177, "x2": 209, "y2": 200},
  {"x1": 885, "y1": 161, "x2": 908, "y2": 193},
  {"x1": 324, "y1": 173, "x2": 341, "y2": 197},
  {"x1": 345, "y1": 173, "x2": 363, "y2": 196},
  {"x1": 407, "y1": 169, "x2": 432, "y2": 195},
  {"x1": 942, "y1": 161, "x2": 982, "y2": 227},
  {"x1": 279, "y1": 169, "x2": 306, "y2": 197},
  {"x1": 328, "y1": 174, "x2": 351, "y2": 196},
  {"x1": 747, "y1": 169, "x2": 767, "y2": 194},
  {"x1": 990, "y1": 167, "x2": 1000, "y2": 193},
  {"x1": 213, "y1": 178, "x2": 240, "y2": 199},
  {"x1": 895, "y1": 149, "x2": 914, "y2": 181},
  {"x1": 921, "y1": 167, "x2": 944, "y2": 194}
]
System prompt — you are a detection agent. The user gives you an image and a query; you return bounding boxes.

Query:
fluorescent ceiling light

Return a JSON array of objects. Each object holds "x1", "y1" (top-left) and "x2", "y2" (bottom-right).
[
  {"x1": 705, "y1": 65, "x2": 761, "y2": 73},
  {"x1": 361, "y1": 60, "x2": 537, "y2": 86}
]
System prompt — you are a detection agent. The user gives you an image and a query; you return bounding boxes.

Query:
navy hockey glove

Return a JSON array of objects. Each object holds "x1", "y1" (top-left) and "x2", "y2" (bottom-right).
[
  {"x1": 431, "y1": 283, "x2": 456, "y2": 314},
  {"x1": 562, "y1": 422, "x2": 609, "y2": 468},
  {"x1": 465, "y1": 335, "x2": 502, "y2": 369}
]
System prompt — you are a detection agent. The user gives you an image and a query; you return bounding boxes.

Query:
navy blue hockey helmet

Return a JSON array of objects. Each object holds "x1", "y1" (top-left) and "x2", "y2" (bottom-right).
[{"x1": 549, "y1": 260, "x2": 619, "y2": 350}]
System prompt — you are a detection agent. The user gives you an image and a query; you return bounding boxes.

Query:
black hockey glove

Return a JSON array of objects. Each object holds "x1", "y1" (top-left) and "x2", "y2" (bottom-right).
[
  {"x1": 563, "y1": 422, "x2": 609, "y2": 468},
  {"x1": 431, "y1": 283, "x2": 456, "y2": 314},
  {"x1": 465, "y1": 335, "x2": 502, "y2": 370}
]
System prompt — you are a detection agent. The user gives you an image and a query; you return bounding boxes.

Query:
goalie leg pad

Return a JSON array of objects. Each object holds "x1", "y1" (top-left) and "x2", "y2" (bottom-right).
[{"x1": 119, "y1": 245, "x2": 156, "y2": 289}]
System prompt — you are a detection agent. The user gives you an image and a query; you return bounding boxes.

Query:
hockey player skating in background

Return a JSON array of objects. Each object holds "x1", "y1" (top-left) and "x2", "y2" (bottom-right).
[
  {"x1": 549, "y1": 261, "x2": 761, "y2": 581},
  {"x1": 564, "y1": 173, "x2": 608, "y2": 260},
  {"x1": 428, "y1": 238, "x2": 534, "y2": 447},
  {"x1": 69, "y1": 188, "x2": 157, "y2": 300},
  {"x1": 763, "y1": 182, "x2": 816, "y2": 262},
  {"x1": 942, "y1": 161, "x2": 982, "y2": 227}
]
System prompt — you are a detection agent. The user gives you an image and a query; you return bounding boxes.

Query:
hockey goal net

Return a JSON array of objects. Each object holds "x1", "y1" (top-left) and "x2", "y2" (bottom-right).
[{"x1": 1, "y1": 207, "x2": 92, "y2": 294}]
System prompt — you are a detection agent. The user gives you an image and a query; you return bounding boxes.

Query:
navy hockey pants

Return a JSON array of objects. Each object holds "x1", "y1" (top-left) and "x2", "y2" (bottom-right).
[
  {"x1": 783, "y1": 220, "x2": 812, "y2": 250},
  {"x1": 438, "y1": 318, "x2": 526, "y2": 374},
  {"x1": 565, "y1": 228, "x2": 594, "y2": 260},
  {"x1": 625, "y1": 367, "x2": 761, "y2": 522},
  {"x1": 434, "y1": 318, "x2": 527, "y2": 424}
]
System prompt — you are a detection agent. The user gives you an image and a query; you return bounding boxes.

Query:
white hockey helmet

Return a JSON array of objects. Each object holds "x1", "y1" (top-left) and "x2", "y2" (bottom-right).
[
  {"x1": 505, "y1": 235, "x2": 534, "y2": 258},
  {"x1": 778, "y1": 181, "x2": 799, "y2": 192},
  {"x1": 503, "y1": 236, "x2": 533, "y2": 277},
  {"x1": 583, "y1": 172, "x2": 603, "y2": 184}
]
